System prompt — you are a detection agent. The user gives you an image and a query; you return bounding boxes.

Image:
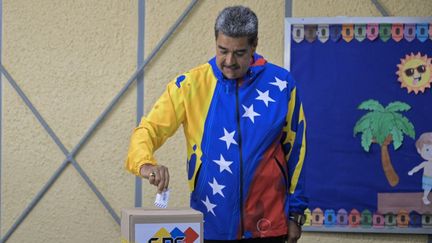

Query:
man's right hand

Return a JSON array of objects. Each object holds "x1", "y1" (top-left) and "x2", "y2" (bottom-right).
[{"x1": 140, "y1": 164, "x2": 170, "y2": 193}]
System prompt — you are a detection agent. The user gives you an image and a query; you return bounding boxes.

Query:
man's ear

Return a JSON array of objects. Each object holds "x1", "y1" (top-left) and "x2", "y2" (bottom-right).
[
  {"x1": 251, "y1": 38, "x2": 258, "y2": 54},
  {"x1": 417, "y1": 147, "x2": 422, "y2": 154}
]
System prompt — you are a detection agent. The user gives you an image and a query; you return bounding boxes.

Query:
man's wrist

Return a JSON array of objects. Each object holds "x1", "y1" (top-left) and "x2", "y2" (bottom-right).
[
  {"x1": 139, "y1": 163, "x2": 155, "y2": 179},
  {"x1": 289, "y1": 212, "x2": 305, "y2": 226}
]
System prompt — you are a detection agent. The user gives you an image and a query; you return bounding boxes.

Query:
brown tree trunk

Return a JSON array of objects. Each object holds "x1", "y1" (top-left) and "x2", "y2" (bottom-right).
[{"x1": 381, "y1": 135, "x2": 399, "y2": 187}]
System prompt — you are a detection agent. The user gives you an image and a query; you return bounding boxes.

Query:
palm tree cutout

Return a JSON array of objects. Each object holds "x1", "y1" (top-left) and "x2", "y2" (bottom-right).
[{"x1": 353, "y1": 99, "x2": 415, "y2": 187}]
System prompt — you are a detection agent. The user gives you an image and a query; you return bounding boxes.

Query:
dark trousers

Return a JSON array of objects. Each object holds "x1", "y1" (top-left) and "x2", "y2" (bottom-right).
[{"x1": 204, "y1": 236, "x2": 286, "y2": 243}]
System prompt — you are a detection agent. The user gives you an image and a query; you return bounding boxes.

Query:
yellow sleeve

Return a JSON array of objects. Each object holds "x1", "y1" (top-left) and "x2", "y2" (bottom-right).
[{"x1": 125, "y1": 79, "x2": 185, "y2": 176}]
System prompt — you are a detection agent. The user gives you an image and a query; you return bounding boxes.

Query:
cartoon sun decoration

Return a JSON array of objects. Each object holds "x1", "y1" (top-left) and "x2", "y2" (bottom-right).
[{"x1": 396, "y1": 52, "x2": 432, "y2": 94}]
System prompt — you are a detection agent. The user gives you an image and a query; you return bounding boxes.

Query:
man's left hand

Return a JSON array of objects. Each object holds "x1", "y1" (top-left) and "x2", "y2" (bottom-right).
[{"x1": 287, "y1": 220, "x2": 302, "y2": 243}]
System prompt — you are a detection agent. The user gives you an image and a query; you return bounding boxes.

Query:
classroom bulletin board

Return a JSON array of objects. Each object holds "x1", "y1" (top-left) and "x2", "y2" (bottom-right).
[{"x1": 285, "y1": 17, "x2": 432, "y2": 234}]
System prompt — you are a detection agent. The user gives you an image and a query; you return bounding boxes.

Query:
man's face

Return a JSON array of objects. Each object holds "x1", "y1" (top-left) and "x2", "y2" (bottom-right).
[{"x1": 215, "y1": 32, "x2": 256, "y2": 80}]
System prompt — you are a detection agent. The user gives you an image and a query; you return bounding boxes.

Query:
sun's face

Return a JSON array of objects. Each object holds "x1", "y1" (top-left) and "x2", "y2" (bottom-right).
[{"x1": 397, "y1": 52, "x2": 432, "y2": 94}]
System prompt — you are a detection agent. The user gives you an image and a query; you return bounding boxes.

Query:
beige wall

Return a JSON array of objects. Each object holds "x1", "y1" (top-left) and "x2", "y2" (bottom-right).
[
  {"x1": 1, "y1": 0, "x2": 431, "y2": 242},
  {"x1": 2, "y1": 0, "x2": 138, "y2": 242}
]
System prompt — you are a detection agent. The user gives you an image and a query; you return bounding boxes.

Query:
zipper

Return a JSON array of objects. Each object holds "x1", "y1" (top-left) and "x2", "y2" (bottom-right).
[{"x1": 235, "y1": 81, "x2": 245, "y2": 238}]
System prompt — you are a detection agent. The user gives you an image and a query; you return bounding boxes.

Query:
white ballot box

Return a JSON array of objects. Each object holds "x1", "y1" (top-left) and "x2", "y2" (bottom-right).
[{"x1": 121, "y1": 208, "x2": 203, "y2": 243}]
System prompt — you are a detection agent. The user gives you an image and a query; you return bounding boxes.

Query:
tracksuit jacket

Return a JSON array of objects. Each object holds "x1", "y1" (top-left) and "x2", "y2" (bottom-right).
[{"x1": 125, "y1": 53, "x2": 308, "y2": 240}]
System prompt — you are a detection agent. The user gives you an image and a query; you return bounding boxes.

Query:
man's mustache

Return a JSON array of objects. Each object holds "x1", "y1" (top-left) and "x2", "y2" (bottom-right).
[{"x1": 223, "y1": 64, "x2": 239, "y2": 70}]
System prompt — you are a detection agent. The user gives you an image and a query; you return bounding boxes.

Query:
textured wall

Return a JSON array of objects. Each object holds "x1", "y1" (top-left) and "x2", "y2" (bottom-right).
[
  {"x1": 2, "y1": 0, "x2": 138, "y2": 242},
  {"x1": 293, "y1": 0, "x2": 432, "y2": 17},
  {"x1": 1, "y1": 0, "x2": 431, "y2": 243}
]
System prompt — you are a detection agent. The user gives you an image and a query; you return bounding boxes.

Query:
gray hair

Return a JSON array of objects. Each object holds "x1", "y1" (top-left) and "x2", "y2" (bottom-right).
[{"x1": 214, "y1": 6, "x2": 258, "y2": 45}]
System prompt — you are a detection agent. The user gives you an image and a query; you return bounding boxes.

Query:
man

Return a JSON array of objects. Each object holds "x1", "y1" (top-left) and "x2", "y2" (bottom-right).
[{"x1": 125, "y1": 6, "x2": 307, "y2": 243}]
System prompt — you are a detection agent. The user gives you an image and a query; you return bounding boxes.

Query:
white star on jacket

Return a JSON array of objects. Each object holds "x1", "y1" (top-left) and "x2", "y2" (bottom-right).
[
  {"x1": 270, "y1": 77, "x2": 288, "y2": 91},
  {"x1": 242, "y1": 104, "x2": 260, "y2": 123},
  {"x1": 209, "y1": 177, "x2": 225, "y2": 197},
  {"x1": 202, "y1": 196, "x2": 217, "y2": 216},
  {"x1": 213, "y1": 154, "x2": 233, "y2": 174},
  {"x1": 219, "y1": 128, "x2": 238, "y2": 150},
  {"x1": 255, "y1": 89, "x2": 275, "y2": 107}
]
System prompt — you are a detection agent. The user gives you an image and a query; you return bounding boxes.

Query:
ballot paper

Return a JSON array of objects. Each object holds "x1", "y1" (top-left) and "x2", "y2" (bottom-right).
[{"x1": 154, "y1": 189, "x2": 170, "y2": 208}]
